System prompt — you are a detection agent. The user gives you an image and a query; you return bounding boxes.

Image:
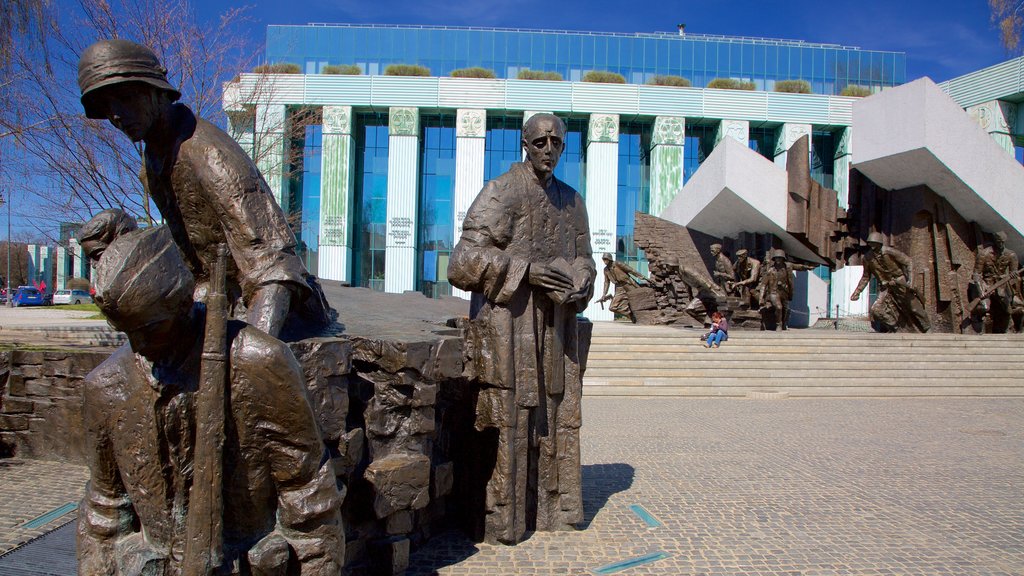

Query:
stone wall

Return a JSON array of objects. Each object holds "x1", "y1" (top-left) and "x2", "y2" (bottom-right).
[
  {"x1": 0, "y1": 332, "x2": 473, "y2": 575},
  {"x1": 0, "y1": 349, "x2": 108, "y2": 460}
]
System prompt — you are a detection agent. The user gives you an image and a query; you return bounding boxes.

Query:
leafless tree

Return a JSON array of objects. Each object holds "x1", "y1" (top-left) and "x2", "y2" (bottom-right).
[
  {"x1": 2, "y1": 0, "x2": 260, "y2": 238},
  {"x1": 990, "y1": 0, "x2": 1024, "y2": 54}
]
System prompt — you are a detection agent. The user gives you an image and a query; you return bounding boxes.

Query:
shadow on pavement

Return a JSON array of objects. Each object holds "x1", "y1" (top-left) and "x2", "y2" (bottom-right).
[{"x1": 580, "y1": 463, "x2": 635, "y2": 529}]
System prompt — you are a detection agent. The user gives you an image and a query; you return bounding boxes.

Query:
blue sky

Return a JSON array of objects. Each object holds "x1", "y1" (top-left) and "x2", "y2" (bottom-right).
[{"x1": 197, "y1": 0, "x2": 1010, "y2": 83}]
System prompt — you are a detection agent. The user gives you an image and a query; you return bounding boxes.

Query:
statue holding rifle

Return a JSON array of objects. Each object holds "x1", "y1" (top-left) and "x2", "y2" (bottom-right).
[
  {"x1": 851, "y1": 232, "x2": 931, "y2": 333},
  {"x1": 968, "y1": 231, "x2": 1022, "y2": 333},
  {"x1": 78, "y1": 228, "x2": 344, "y2": 575}
]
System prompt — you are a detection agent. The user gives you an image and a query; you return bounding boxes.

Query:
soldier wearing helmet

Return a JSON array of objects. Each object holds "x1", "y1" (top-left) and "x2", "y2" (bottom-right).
[
  {"x1": 78, "y1": 39, "x2": 328, "y2": 339},
  {"x1": 970, "y1": 230, "x2": 1021, "y2": 333},
  {"x1": 758, "y1": 249, "x2": 794, "y2": 330},
  {"x1": 851, "y1": 232, "x2": 930, "y2": 333},
  {"x1": 597, "y1": 252, "x2": 646, "y2": 320}
]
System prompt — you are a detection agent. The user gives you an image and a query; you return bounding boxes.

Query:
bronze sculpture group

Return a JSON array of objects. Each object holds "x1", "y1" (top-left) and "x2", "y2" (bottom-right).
[{"x1": 69, "y1": 35, "x2": 1024, "y2": 576}]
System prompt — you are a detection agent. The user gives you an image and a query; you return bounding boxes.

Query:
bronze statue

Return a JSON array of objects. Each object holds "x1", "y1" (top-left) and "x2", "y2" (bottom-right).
[
  {"x1": 78, "y1": 227, "x2": 344, "y2": 575},
  {"x1": 969, "y1": 231, "x2": 1022, "y2": 333},
  {"x1": 78, "y1": 208, "x2": 138, "y2": 262},
  {"x1": 759, "y1": 249, "x2": 794, "y2": 331},
  {"x1": 662, "y1": 255, "x2": 724, "y2": 324},
  {"x1": 597, "y1": 252, "x2": 646, "y2": 320},
  {"x1": 448, "y1": 113, "x2": 594, "y2": 545},
  {"x1": 851, "y1": 232, "x2": 931, "y2": 333},
  {"x1": 78, "y1": 39, "x2": 328, "y2": 339},
  {"x1": 729, "y1": 248, "x2": 761, "y2": 303},
  {"x1": 709, "y1": 243, "x2": 734, "y2": 294}
]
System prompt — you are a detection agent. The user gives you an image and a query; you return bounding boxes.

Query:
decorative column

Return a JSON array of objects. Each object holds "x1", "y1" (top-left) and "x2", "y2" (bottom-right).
[
  {"x1": 967, "y1": 100, "x2": 1017, "y2": 155},
  {"x1": 452, "y1": 109, "x2": 487, "y2": 300},
  {"x1": 55, "y1": 245, "x2": 67, "y2": 290},
  {"x1": 254, "y1": 103, "x2": 288, "y2": 208},
  {"x1": 714, "y1": 119, "x2": 749, "y2": 148},
  {"x1": 384, "y1": 107, "x2": 420, "y2": 294},
  {"x1": 584, "y1": 113, "x2": 619, "y2": 322},
  {"x1": 38, "y1": 246, "x2": 50, "y2": 289},
  {"x1": 649, "y1": 116, "x2": 686, "y2": 217},
  {"x1": 318, "y1": 105, "x2": 356, "y2": 283},
  {"x1": 26, "y1": 244, "x2": 37, "y2": 288},
  {"x1": 833, "y1": 127, "x2": 853, "y2": 209},
  {"x1": 773, "y1": 123, "x2": 812, "y2": 169}
]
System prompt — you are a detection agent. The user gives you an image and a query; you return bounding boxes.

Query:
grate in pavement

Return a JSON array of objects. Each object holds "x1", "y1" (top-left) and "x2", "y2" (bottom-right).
[
  {"x1": 593, "y1": 551, "x2": 671, "y2": 574},
  {"x1": 20, "y1": 503, "x2": 77, "y2": 529},
  {"x1": 628, "y1": 504, "x2": 662, "y2": 528}
]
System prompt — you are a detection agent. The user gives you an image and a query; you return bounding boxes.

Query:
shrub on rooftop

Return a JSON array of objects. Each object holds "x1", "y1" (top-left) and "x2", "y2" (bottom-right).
[
  {"x1": 450, "y1": 67, "x2": 496, "y2": 79},
  {"x1": 252, "y1": 62, "x2": 302, "y2": 75},
  {"x1": 774, "y1": 80, "x2": 812, "y2": 94},
  {"x1": 384, "y1": 64, "x2": 431, "y2": 77},
  {"x1": 582, "y1": 70, "x2": 626, "y2": 84},
  {"x1": 707, "y1": 78, "x2": 756, "y2": 91},
  {"x1": 840, "y1": 84, "x2": 872, "y2": 97},
  {"x1": 647, "y1": 75, "x2": 692, "y2": 87},
  {"x1": 322, "y1": 64, "x2": 362, "y2": 75},
  {"x1": 517, "y1": 69, "x2": 563, "y2": 81}
]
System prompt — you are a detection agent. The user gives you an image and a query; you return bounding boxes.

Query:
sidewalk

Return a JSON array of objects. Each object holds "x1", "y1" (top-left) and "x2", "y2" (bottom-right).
[{"x1": 2, "y1": 397, "x2": 1022, "y2": 574}]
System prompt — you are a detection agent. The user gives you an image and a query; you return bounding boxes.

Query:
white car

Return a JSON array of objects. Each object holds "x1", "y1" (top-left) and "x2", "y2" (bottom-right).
[{"x1": 53, "y1": 289, "x2": 93, "y2": 305}]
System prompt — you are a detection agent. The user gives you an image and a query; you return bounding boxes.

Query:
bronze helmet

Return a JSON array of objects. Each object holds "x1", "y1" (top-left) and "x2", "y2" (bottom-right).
[
  {"x1": 866, "y1": 231, "x2": 885, "y2": 245},
  {"x1": 78, "y1": 39, "x2": 181, "y2": 119}
]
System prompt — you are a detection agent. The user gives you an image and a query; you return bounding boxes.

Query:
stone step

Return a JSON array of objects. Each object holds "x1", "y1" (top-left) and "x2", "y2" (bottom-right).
[
  {"x1": 584, "y1": 367, "x2": 1022, "y2": 379},
  {"x1": 590, "y1": 335, "x2": 1024, "y2": 346},
  {"x1": 586, "y1": 358, "x2": 1024, "y2": 370},
  {"x1": 581, "y1": 384, "x2": 1024, "y2": 397}
]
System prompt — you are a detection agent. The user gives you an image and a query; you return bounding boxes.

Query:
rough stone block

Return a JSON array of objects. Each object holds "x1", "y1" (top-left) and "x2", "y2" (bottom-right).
[
  {"x1": 432, "y1": 461, "x2": 454, "y2": 498},
  {"x1": 412, "y1": 382, "x2": 437, "y2": 407},
  {"x1": 7, "y1": 374, "x2": 25, "y2": 397},
  {"x1": 24, "y1": 378, "x2": 55, "y2": 397},
  {"x1": 1, "y1": 397, "x2": 35, "y2": 414},
  {"x1": 0, "y1": 414, "x2": 29, "y2": 431},
  {"x1": 428, "y1": 338, "x2": 464, "y2": 381},
  {"x1": 11, "y1": 351, "x2": 44, "y2": 365},
  {"x1": 410, "y1": 407, "x2": 435, "y2": 434},
  {"x1": 334, "y1": 428, "x2": 365, "y2": 477},
  {"x1": 386, "y1": 510, "x2": 413, "y2": 535},
  {"x1": 42, "y1": 357, "x2": 73, "y2": 377},
  {"x1": 364, "y1": 454, "x2": 431, "y2": 518},
  {"x1": 17, "y1": 364, "x2": 43, "y2": 379},
  {"x1": 364, "y1": 398, "x2": 408, "y2": 439}
]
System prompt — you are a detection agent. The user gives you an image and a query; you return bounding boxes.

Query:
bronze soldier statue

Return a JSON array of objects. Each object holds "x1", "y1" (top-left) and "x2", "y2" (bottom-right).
[
  {"x1": 77, "y1": 39, "x2": 328, "y2": 339},
  {"x1": 448, "y1": 113, "x2": 595, "y2": 545},
  {"x1": 730, "y1": 248, "x2": 761, "y2": 304},
  {"x1": 760, "y1": 249, "x2": 794, "y2": 331},
  {"x1": 970, "y1": 231, "x2": 1022, "y2": 333},
  {"x1": 851, "y1": 232, "x2": 931, "y2": 333},
  {"x1": 77, "y1": 208, "x2": 138, "y2": 262},
  {"x1": 597, "y1": 252, "x2": 646, "y2": 320},
  {"x1": 78, "y1": 227, "x2": 344, "y2": 575},
  {"x1": 709, "y1": 243, "x2": 735, "y2": 294},
  {"x1": 661, "y1": 255, "x2": 724, "y2": 324}
]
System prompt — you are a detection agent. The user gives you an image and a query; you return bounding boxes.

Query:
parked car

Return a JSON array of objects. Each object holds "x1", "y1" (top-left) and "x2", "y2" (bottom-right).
[
  {"x1": 11, "y1": 286, "x2": 46, "y2": 307},
  {"x1": 53, "y1": 289, "x2": 93, "y2": 305}
]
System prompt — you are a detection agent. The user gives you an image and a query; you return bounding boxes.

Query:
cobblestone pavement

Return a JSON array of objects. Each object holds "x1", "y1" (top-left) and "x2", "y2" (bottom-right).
[
  {"x1": 0, "y1": 459, "x2": 87, "y2": 554},
  {"x1": 2, "y1": 398, "x2": 1022, "y2": 575},
  {"x1": 409, "y1": 398, "x2": 1024, "y2": 575}
]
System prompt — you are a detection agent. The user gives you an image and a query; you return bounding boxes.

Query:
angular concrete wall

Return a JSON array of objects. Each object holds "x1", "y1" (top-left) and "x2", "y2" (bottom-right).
[{"x1": 853, "y1": 78, "x2": 1024, "y2": 254}]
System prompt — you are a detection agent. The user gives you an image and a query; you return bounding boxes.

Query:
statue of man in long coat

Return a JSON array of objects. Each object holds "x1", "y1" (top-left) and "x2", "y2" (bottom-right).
[{"x1": 448, "y1": 113, "x2": 595, "y2": 545}]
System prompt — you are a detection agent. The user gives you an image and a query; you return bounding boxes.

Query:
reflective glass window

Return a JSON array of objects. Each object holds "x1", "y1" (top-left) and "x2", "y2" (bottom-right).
[
  {"x1": 353, "y1": 113, "x2": 390, "y2": 291},
  {"x1": 616, "y1": 120, "x2": 651, "y2": 272},
  {"x1": 418, "y1": 115, "x2": 456, "y2": 298}
]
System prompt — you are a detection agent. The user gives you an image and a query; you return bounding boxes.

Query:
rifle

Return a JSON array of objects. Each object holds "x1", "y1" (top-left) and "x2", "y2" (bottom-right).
[
  {"x1": 183, "y1": 245, "x2": 229, "y2": 576},
  {"x1": 597, "y1": 294, "x2": 612, "y2": 310},
  {"x1": 962, "y1": 266, "x2": 1024, "y2": 316}
]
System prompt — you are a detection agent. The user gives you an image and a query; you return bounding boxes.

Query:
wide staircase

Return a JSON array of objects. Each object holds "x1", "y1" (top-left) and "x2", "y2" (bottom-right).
[{"x1": 584, "y1": 321, "x2": 1024, "y2": 397}]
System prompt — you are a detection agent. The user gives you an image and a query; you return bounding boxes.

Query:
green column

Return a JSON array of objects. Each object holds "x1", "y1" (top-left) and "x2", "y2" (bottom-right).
[
  {"x1": 319, "y1": 105, "x2": 355, "y2": 282},
  {"x1": 833, "y1": 127, "x2": 852, "y2": 209},
  {"x1": 649, "y1": 116, "x2": 686, "y2": 217}
]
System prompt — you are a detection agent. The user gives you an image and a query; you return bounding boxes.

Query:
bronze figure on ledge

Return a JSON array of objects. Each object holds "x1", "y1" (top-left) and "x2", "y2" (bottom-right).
[
  {"x1": 598, "y1": 252, "x2": 646, "y2": 320},
  {"x1": 851, "y1": 232, "x2": 931, "y2": 333},
  {"x1": 760, "y1": 249, "x2": 794, "y2": 331},
  {"x1": 969, "y1": 231, "x2": 1022, "y2": 333},
  {"x1": 78, "y1": 39, "x2": 328, "y2": 339},
  {"x1": 709, "y1": 243, "x2": 735, "y2": 295},
  {"x1": 79, "y1": 227, "x2": 344, "y2": 575},
  {"x1": 448, "y1": 113, "x2": 594, "y2": 545}
]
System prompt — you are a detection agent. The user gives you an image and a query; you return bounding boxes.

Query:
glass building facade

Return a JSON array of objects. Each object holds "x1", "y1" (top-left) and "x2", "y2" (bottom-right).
[{"x1": 268, "y1": 24, "x2": 905, "y2": 95}]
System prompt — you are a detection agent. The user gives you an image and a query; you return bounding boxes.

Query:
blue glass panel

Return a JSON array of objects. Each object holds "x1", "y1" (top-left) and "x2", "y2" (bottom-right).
[{"x1": 353, "y1": 113, "x2": 390, "y2": 289}]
